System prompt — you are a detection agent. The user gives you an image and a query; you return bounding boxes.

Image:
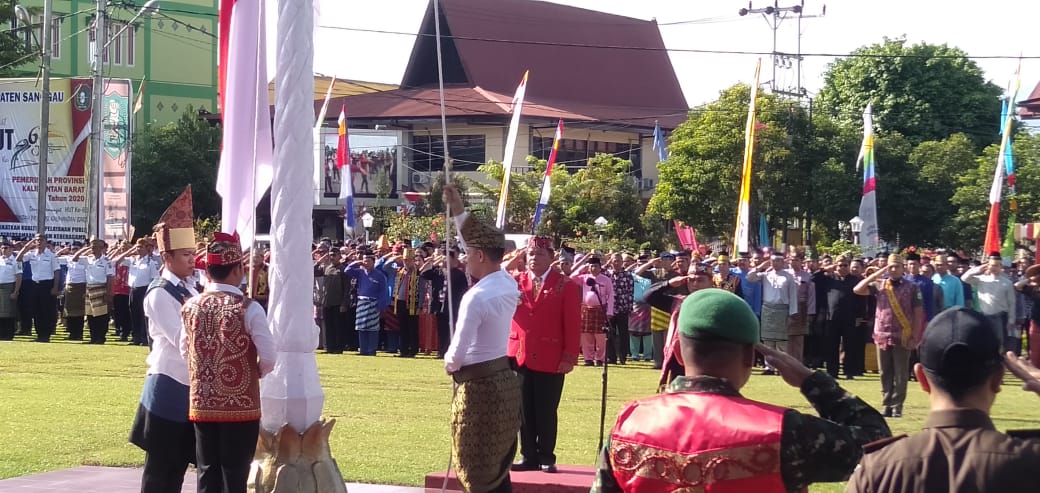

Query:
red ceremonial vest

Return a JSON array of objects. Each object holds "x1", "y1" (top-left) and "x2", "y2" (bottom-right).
[
  {"x1": 183, "y1": 291, "x2": 261, "y2": 423},
  {"x1": 610, "y1": 391, "x2": 788, "y2": 492}
]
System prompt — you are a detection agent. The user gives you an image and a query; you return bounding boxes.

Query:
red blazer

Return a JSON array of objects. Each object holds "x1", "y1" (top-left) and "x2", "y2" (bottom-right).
[{"x1": 509, "y1": 269, "x2": 582, "y2": 373}]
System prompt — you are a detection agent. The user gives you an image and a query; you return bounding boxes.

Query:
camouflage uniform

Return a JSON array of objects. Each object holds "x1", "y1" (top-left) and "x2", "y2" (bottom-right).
[{"x1": 591, "y1": 372, "x2": 891, "y2": 493}]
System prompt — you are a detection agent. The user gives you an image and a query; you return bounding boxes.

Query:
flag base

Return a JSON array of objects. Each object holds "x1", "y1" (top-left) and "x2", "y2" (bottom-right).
[{"x1": 248, "y1": 419, "x2": 348, "y2": 493}]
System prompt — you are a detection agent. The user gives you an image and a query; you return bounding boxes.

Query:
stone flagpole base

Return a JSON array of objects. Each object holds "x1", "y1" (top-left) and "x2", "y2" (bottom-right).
[{"x1": 248, "y1": 419, "x2": 348, "y2": 493}]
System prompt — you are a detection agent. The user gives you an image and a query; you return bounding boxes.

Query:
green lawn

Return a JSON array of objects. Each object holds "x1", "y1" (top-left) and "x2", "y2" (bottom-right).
[{"x1": 2, "y1": 334, "x2": 1039, "y2": 492}]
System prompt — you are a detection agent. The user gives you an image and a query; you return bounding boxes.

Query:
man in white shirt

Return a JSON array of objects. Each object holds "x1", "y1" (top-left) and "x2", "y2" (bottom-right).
[
  {"x1": 443, "y1": 184, "x2": 521, "y2": 493},
  {"x1": 112, "y1": 237, "x2": 161, "y2": 346},
  {"x1": 180, "y1": 231, "x2": 275, "y2": 493},
  {"x1": 129, "y1": 186, "x2": 198, "y2": 493},
  {"x1": 0, "y1": 242, "x2": 21, "y2": 340},
  {"x1": 16, "y1": 234, "x2": 61, "y2": 342},
  {"x1": 747, "y1": 253, "x2": 799, "y2": 374},
  {"x1": 62, "y1": 241, "x2": 89, "y2": 341},
  {"x1": 962, "y1": 253, "x2": 1018, "y2": 352},
  {"x1": 80, "y1": 239, "x2": 116, "y2": 344}
]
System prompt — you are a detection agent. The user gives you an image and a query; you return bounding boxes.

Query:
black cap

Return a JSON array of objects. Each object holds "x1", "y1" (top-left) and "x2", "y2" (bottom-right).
[
  {"x1": 676, "y1": 250, "x2": 692, "y2": 258},
  {"x1": 988, "y1": 252, "x2": 1002, "y2": 261},
  {"x1": 919, "y1": 307, "x2": 1002, "y2": 386},
  {"x1": 587, "y1": 256, "x2": 601, "y2": 265},
  {"x1": 905, "y1": 252, "x2": 921, "y2": 262},
  {"x1": 738, "y1": 251, "x2": 750, "y2": 259}
]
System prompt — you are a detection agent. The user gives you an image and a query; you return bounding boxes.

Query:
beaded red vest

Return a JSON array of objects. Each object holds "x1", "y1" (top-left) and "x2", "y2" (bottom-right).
[
  {"x1": 182, "y1": 291, "x2": 261, "y2": 423},
  {"x1": 610, "y1": 391, "x2": 788, "y2": 492}
]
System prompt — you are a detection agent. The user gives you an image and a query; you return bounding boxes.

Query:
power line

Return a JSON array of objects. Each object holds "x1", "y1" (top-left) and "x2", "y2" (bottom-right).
[{"x1": 317, "y1": 24, "x2": 1038, "y2": 61}]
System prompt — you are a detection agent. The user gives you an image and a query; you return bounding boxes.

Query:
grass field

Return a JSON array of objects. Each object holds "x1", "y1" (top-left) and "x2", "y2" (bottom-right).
[{"x1": 2, "y1": 334, "x2": 1039, "y2": 492}]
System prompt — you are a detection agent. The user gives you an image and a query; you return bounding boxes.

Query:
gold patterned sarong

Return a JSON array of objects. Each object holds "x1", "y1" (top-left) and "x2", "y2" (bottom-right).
[
  {"x1": 85, "y1": 284, "x2": 109, "y2": 317},
  {"x1": 451, "y1": 363, "x2": 521, "y2": 493},
  {"x1": 65, "y1": 282, "x2": 86, "y2": 317}
]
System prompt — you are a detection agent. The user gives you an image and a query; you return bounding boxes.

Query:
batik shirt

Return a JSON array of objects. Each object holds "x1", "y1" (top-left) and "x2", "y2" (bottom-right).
[
  {"x1": 609, "y1": 269, "x2": 634, "y2": 315},
  {"x1": 591, "y1": 372, "x2": 891, "y2": 493}
]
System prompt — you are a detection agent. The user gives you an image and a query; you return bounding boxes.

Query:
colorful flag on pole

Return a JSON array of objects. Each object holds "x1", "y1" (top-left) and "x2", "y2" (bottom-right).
[
  {"x1": 996, "y1": 65, "x2": 1021, "y2": 260},
  {"x1": 652, "y1": 121, "x2": 668, "y2": 162},
  {"x1": 857, "y1": 103, "x2": 880, "y2": 258},
  {"x1": 336, "y1": 104, "x2": 354, "y2": 229},
  {"x1": 758, "y1": 213, "x2": 769, "y2": 249},
  {"x1": 732, "y1": 59, "x2": 761, "y2": 255},
  {"x1": 673, "y1": 221, "x2": 698, "y2": 251},
  {"x1": 132, "y1": 79, "x2": 146, "y2": 114},
  {"x1": 495, "y1": 70, "x2": 529, "y2": 230},
  {"x1": 531, "y1": 119, "x2": 563, "y2": 233},
  {"x1": 216, "y1": 0, "x2": 273, "y2": 249},
  {"x1": 313, "y1": 76, "x2": 337, "y2": 204}
]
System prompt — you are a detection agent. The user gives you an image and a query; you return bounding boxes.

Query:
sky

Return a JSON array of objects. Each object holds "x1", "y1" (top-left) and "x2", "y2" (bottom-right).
[{"x1": 307, "y1": 0, "x2": 1040, "y2": 108}]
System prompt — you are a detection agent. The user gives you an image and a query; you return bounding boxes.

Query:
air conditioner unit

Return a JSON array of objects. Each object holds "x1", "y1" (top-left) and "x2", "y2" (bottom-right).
[
  {"x1": 411, "y1": 172, "x2": 430, "y2": 185},
  {"x1": 640, "y1": 178, "x2": 656, "y2": 191}
]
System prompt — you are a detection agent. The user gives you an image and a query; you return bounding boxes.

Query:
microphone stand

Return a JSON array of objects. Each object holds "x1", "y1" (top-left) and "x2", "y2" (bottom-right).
[{"x1": 587, "y1": 276, "x2": 611, "y2": 452}]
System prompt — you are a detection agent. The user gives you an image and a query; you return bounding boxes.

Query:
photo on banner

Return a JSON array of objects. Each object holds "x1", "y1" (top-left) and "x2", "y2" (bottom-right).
[{"x1": 100, "y1": 79, "x2": 132, "y2": 245}]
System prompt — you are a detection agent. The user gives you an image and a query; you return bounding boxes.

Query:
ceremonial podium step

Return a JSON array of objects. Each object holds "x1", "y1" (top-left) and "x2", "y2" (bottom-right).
[{"x1": 424, "y1": 465, "x2": 595, "y2": 493}]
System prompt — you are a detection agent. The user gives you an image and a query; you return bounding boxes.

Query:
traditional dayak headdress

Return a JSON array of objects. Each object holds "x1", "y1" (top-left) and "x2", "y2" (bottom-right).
[
  {"x1": 206, "y1": 231, "x2": 244, "y2": 266},
  {"x1": 153, "y1": 186, "x2": 195, "y2": 253},
  {"x1": 530, "y1": 236, "x2": 554, "y2": 251},
  {"x1": 459, "y1": 214, "x2": 505, "y2": 251}
]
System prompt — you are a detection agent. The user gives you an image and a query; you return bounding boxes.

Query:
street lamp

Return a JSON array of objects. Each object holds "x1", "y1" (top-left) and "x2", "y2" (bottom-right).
[
  {"x1": 361, "y1": 212, "x2": 374, "y2": 244},
  {"x1": 594, "y1": 216, "x2": 608, "y2": 245},
  {"x1": 87, "y1": 0, "x2": 159, "y2": 240},
  {"x1": 849, "y1": 215, "x2": 863, "y2": 245}
]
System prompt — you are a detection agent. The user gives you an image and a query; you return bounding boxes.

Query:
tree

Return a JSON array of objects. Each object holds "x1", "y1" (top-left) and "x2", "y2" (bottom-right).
[
  {"x1": 131, "y1": 107, "x2": 221, "y2": 235},
  {"x1": 647, "y1": 84, "x2": 823, "y2": 243},
  {"x1": 817, "y1": 37, "x2": 1003, "y2": 150},
  {"x1": 0, "y1": 1, "x2": 37, "y2": 76},
  {"x1": 906, "y1": 133, "x2": 978, "y2": 246}
]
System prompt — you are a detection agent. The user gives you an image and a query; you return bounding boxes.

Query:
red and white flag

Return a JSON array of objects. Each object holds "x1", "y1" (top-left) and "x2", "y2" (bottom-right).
[{"x1": 217, "y1": 0, "x2": 273, "y2": 248}]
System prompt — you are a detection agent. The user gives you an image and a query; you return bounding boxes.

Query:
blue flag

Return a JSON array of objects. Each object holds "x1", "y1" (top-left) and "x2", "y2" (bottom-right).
[{"x1": 652, "y1": 121, "x2": 667, "y2": 162}]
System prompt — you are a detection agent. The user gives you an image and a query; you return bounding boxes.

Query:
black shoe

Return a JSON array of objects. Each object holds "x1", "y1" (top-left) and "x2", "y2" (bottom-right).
[
  {"x1": 510, "y1": 461, "x2": 539, "y2": 472},
  {"x1": 883, "y1": 407, "x2": 893, "y2": 418},
  {"x1": 540, "y1": 464, "x2": 557, "y2": 473},
  {"x1": 762, "y1": 369, "x2": 776, "y2": 376},
  {"x1": 584, "y1": 360, "x2": 594, "y2": 366}
]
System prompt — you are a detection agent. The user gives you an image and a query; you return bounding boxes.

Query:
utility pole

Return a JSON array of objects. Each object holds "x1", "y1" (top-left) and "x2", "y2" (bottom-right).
[
  {"x1": 88, "y1": 0, "x2": 105, "y2": 240},
  {"x1": 37, "y1": 0, "x2": 52, "y2": 236},
  {"x1": 739, "y1": 1, "x2": 824, "y2": 98}
]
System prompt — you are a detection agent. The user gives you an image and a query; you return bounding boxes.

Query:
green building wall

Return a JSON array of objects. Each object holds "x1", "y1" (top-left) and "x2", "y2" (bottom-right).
[{"x1": 13, "y1": 0, "x2": 217, "y2": 126}]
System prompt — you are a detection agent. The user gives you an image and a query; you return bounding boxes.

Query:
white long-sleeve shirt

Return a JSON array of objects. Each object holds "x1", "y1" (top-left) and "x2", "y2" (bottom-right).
[
  {"x1": 962, "y1": 268, "x2": 1016, "y2": 317},
  {"x1": 143, "y1": 269, "x2": 198, "y2": 385},
  {"x1": 444, "y1": 269, "x2": 519, "y2": 373},
  {"x1": 179, "y1": 282, "x2": 277, "y2": 378},
  {"x1": 747, "y1": 268, "x2": 800, "y2": 315},
  {"x1": 787, "y1": 268, "x2": 817, "y2": 316}
]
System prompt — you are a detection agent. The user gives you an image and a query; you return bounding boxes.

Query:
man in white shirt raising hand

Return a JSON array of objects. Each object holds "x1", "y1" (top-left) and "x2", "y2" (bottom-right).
[{"x1": 442, "y1": 184, "x2": 521, "y2": 493}]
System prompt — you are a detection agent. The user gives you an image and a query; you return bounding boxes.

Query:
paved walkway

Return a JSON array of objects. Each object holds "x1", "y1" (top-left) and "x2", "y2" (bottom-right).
[{"x1": 0, "y1": 466, "x2": 440, "y2": 493}]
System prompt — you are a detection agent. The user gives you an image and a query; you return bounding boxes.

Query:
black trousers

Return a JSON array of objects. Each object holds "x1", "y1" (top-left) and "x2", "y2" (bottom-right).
[
  {"x1": 343, "y1": 307, "x2": 357, "y2": 351},
  {"x1": 88, "y1": 314, "x2": 110, "y2": 343},
  {"x1": 826, "y1": 316, "x2": 866, "y2": 378},
  {"x1": 322, "y1": 305, "x2": 344, "y2": 353},
  {"x1": 32, "y1": 285, "x2": 57, "y2": 342},
  {"x1": 515, "y1": 364, "x2": 565, "y2": 466},
  {"x1": 606, "y1": 312, "x2": 630, "y2": 364},
  {"x1": 113, "y1": 294, "x2": 131, "y2": 340},
  {"x1": 141, "y1": 442, "x2": 193, "y2": 493},
  {"x1": 130, "y1": 286, "x2": 149, "y2": 345},
  {"x1": 436, "y1": 311, "x2": 451, "y2": 357},
  {"x1": 0, "y1": 317, "x2": 15, "y2": 340},
  {"x1": 17, "y1": 279, "x2": 34, "y2": 335},
  {"x1": 396, "y1": 300, "x2": 419, "y2": 357},
  {"x1": 194, "y1": 420, "x2": 260, "y2": 493},
  {"x1": 66, "y1": 316, "x2": 85, "y2": 340}
]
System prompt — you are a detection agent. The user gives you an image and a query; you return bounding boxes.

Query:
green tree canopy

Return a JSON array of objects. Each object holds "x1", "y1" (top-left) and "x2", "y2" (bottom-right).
[
  {"x1": 131, "y1": 108, "x2": 220, "y2": 235},
  {"x1": 817, "y1": 37, "x2": 1003, "y2": 150}
]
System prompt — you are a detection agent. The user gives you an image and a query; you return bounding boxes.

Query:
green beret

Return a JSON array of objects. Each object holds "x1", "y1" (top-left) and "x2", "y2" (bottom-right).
[{"x1": 678, "y1": 289, "x2": 760, "y2": 345}]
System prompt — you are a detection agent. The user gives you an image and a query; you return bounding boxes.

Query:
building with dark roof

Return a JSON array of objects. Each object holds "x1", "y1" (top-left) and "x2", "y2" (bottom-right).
[{"x1": 311, "y1": 0, "x2": 689, "y2": 238}]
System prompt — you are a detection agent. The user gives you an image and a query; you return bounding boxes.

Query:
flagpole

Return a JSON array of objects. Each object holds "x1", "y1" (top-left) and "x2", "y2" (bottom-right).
[{"x1": 733, "y1": 59, "x2": 762, "y2": 255}]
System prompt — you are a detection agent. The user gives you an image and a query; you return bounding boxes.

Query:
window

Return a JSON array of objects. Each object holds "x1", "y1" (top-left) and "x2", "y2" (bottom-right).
[
  {"x1": 530, "y1": 137, "x2": 642, "y2": 178},
  {"x1": 50, "y1": 16, "x2": 60, "y2": 59},
  {"x1": 126, "y1": 23, "x2": 135, "y2": 66},
  {"x1": 411, "y1": 135, "x2": 486, "y2": 172},
  {"x1": 113, "y1": 22, "x2": 122, "y2": 65},
  {"x1": 101, "y1": 21, "x2": 109, "y2": 63}
]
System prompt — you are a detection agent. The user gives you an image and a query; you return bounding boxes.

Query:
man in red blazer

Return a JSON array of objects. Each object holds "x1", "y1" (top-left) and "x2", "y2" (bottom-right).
[{"x1": 503, "y1": 236, "x2": 582, "y2": 473}]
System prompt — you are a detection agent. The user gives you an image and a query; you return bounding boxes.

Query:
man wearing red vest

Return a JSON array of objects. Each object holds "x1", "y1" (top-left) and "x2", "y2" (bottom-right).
[
  {"x1": 181, "y1": 232, "x2": 276, "y2": 493},
  {"x1": 592, "y1": 289, "x2": 890, "y2": 492}
]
